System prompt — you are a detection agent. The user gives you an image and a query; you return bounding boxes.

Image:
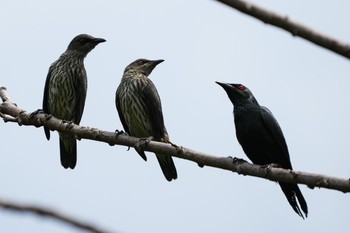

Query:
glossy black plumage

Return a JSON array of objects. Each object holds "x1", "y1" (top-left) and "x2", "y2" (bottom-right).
[
  {"x1": 216, "y1": 81, "x2": 308, "y2": 218},
  {"x1": 43, "y1": 34, "x2": 106, "y2": 169},
  {"x1": 115, "y1": 59, "x2": 177, "y2": 181}
]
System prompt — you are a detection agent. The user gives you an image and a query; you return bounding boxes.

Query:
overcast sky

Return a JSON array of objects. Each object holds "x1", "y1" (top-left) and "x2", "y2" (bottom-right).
[{"x1": 1, "y1": 1, "x2": 349, "y2": 232}]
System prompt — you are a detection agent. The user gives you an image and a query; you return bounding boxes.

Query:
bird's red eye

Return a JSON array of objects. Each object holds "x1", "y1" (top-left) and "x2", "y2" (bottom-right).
[{"x1": 237, "y1": 85, "x2": 245, "y2": 90}]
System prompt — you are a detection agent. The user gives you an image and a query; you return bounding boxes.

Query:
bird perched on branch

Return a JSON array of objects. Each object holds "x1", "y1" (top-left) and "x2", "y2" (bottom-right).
[
  {"x1": 216, "y1": 81, "x2": 308, "y2": 219},
  {"x1": 42, "y1": 34, "x2": 106, "y2": 169},
  {"x1": 115, "y1": 58, "x2": 177, "y2": 181}
]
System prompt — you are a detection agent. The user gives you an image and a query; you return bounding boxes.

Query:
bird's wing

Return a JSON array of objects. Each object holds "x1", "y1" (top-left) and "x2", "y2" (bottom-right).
[
  {"x1": 260, "y1": 106, "x2": 293, "y2": 169},
  {"x1": 72, "y1": 69, "x2": 87, "y2": 125},
  {"x1": 115, "y1": 88, "x2": 130, "y2": 134},
  {"x1": 42, "y1": 67, "x2": 52, "y2": 140},
  {"x1": 142, "y1": 80, "x2": 166, "y2": 140}
]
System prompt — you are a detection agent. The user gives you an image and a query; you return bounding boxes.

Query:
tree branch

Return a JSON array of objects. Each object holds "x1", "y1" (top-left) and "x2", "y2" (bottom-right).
[
  {"x1": 0, "y1": 198, "x2": 112, "y2": 233},
  {"x1": 215, "y1": 0, "x2": 350, "y2": 59},
  {"x1": 1, "y1": 85, "x2": 350, "y2": 193}
]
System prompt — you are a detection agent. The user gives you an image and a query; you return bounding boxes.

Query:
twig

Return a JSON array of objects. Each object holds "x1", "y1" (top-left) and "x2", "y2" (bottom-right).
[
  {"x1": 1, "y1": 85, "x2": 349, "y2": 193},
  {"x1": 215, "y1": 0, "x2": 350, "y2": 59},
  {"x1": 0, "y1": 199, "x2": 112, "y2": 233},
  {"x1": 0, "y1": 112, "x2": 17, "y2": 122},
  {"x1": 0, "y1": 86, "x2": 13, "y2": 103}
]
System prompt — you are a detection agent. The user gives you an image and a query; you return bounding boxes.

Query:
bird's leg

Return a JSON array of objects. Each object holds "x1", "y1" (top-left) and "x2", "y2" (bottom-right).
[{"x1": 163, "y1": 138, "x2": 183, "y2": 153}]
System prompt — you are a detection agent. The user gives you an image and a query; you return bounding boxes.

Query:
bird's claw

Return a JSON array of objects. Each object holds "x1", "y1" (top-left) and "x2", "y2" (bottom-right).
[
  {"x1": 136, "y1": 137, "x2": 152, "y2": 149},
  {"x1": 110, "y1": 130, "x2": 126, "y2": 146},
  {"x1": 261, "y1": 163, "x2": 280, "y2": 169},
  {"x1": 164, "y1": 139, "x2": 183, "y2": 154},
  {"x1": 62, "y1": 120, "x2": 74, "y2": 129},
  {"x1": 231, "y1": 157, "x2": 247, "y2": 164},
  {"x1": 169, "y1": 141, "x2": 179, "y2": 149},
  {"x1": 261, "y1": 163, "x2": 280, "y2": 177},
  {"x1": 115, "y1": 129, "x2": 126, "y2": 137},
  {"x1": 134, "y1": 137, "x2": 153, "y2": 161}
]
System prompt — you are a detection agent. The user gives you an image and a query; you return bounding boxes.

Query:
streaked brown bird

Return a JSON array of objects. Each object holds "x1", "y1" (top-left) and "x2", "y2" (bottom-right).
[
  {"x1": 115, "y1": 58, "x2": 177, "y2": 181},
  {"x1": 43, "y1": 34, "x2": 106, "y2": 169}
]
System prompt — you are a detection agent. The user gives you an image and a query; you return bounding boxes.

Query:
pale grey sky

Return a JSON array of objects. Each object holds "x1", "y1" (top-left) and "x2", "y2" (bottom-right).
[{"x1": 1, "y1": 1, "x2": 349, "y2": 232}]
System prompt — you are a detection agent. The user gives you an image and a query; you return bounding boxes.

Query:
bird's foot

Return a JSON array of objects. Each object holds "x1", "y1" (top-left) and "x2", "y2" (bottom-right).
[
  {"x1": 134, "y1": 136, "x2": 153, "y2": 161},
  {"x1": 29, "y1": 109, "x2": 52, "y2": 128},
  {"x1": 62, "y1": 120, "x2": 74, "y2": 129},
  {"x1": 261, "y1": 163, "x2": 280, "y2": 169},
  {"x1": 108, "y1": 129, "x2": 126, "y2": 146},
  {"x1": 261, "y1": 163, "x2": 280, "y2": 178},
  {"x1": 230, "y1": 156, "x2": 247, "y2": 164},
  {"x1": 163, "y1": 139, "x2": 183, "y2": 154},
  {"x1": 115, "y1": 129, "x2": 126, "y2": 137},
  {"x1": 169, "y1": 141, "x2": 179, "y2": 149},
  {"x1": 29, "y1": 109, "x2": 44, "y2": 119},
  {"x1": 45, "y1": 114, "x2": 52, "y2": 121},
  {"x1": 136, "y1": 136, "x2": 153, "y2": 149}
]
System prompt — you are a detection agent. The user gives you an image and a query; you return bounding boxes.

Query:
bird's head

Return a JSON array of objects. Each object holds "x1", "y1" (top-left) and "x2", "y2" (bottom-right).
[
  {"x1": 66, "y1": 34, "x2": 106, "y2": 55},
  {"x1": 216, "y1": 81, "x2": 258, "y2": 107},
  {"x1": 124, "y1": 59, "x2": 164, "y2": 76}
]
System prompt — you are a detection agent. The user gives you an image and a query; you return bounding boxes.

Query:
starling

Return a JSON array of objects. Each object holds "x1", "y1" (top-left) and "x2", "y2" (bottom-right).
[
  {"x1": 216, "y1": 82, "x2": 308, "y2": 218},
  {"x1": 42, "y1": 34, "x2": 106, "y2": 169},
  {"x1": 115, "y1": 58, "x2": 177, "y2": 181}
]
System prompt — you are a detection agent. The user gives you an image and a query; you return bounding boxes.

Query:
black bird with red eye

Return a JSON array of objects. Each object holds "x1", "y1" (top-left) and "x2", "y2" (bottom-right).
[{"x1": 216, "y1": 81, "x2": 308, "y2": 219}]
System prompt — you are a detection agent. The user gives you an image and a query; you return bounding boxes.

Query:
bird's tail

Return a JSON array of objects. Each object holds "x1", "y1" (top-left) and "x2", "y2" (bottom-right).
[
  {"x1": 59, "y1": 134, "x2": 77, "y2": 169},
  {"x1": 134, "y1": 148, "x2": 147, "y2": 161},
  {"x1": 156, "y1": 154, "x2": 177, "y2": 182},
  {"x1": 44, "y1": 126, "x2": 50, "y2": 140},
  {"x1": 279, "y1": 182, "x2": 308, "y2": 219}
]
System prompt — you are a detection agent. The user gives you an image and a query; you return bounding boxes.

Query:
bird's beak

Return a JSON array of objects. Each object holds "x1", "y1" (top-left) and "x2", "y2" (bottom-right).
[
  {"x1": 147, "y1": 59, "x2": 164, "y2": 71},
  {"x1": 216, "y1": 81, "x2": 238, "y2": 95},
  {"x1": 151, "y1": 59, "x2": 164, "y2": 66},
  {"x1": 216, "y1": 81, "x2": 231, "y2": 90},
  {"x1": 93, "y1": 38, "x2": 106, "y2": 44}
]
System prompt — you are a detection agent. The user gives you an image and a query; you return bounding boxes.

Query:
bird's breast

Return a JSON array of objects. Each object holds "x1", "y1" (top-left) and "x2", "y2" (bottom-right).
[
  {"x1": 118, "y1": 79, "x2": 153, "y2": 137},
  {"x1": 47, "y1": 61, "x2": 86, "y2": 121},
  {"x1": 234, "y1": 108, "x2": 275, "y2": 164}
]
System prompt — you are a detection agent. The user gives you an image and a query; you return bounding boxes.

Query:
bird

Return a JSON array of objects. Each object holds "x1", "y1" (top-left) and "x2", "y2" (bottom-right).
[
  {"x1": 216, "y1": 81, "x2": 308, "y2": 219},
  {"x1": 42, "y1": 34, "x2": 106, "y2": 169},
  {"x1": 115, "y1": 58, "x2": 177, "y2": 181}
]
